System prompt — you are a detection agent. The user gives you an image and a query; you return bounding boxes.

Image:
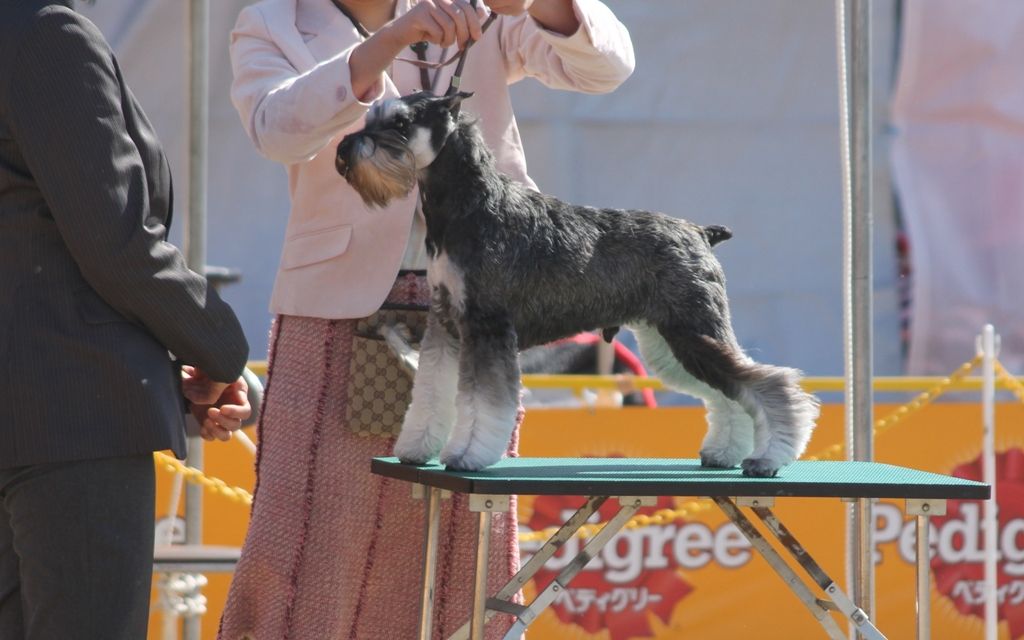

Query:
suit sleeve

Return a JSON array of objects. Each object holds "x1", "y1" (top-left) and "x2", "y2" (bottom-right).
[
  {"x1": 498, "y1": 0, "x2": 635, "y2": 93},
  {"x1": 229, "y1": 5, "x2": 385, "y2": 165},
  {"x1": 7, "y1": 8, "x2": 248, "y2": 383}
]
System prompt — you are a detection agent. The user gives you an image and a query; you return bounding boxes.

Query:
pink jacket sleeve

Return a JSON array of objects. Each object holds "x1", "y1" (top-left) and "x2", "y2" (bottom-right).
[
  {"x1": 498, "y1": 0, "x2": 635, "y2": 93},
  {"x1": 228, "y1": 5, "x2": 385, "y2": 165}
]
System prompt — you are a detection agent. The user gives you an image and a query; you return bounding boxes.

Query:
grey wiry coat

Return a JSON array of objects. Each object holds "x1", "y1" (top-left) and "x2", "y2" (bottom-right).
[{"x1": 0, "y1": 0, "x2": 249, "y2": 468}]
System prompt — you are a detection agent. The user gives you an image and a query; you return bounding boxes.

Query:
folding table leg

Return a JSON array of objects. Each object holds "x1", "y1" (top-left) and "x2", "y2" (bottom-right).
[
  {"x1": 498, "y1": 497, "x2": 654, "y2": 640},
  {"x1": 713, "y1": 497, "x2": 849, "y2": 640},
  {"x1": 471, "y1": 509, "x2": 493, "y2": 640},
  {"x1": 917, "y1": 514, "x2": 930, "y2": 640},
  {"x1": 419, "y1": 486, "x2": 443, "y2": 640},
  {"x1": 447, "y1": 496, "x2": 609, "y2": 640},
  {"x1": 742, "y1": 500, "x2": 887, "y2": 640},
  {"x1": 906, "y1": 499, "x2": 945, "y2": 640}
]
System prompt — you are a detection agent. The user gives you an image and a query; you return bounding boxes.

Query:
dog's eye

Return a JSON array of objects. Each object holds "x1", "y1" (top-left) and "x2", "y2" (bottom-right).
[{"x1": 395, "y1": 119, "x2": 410, "y2": 137}]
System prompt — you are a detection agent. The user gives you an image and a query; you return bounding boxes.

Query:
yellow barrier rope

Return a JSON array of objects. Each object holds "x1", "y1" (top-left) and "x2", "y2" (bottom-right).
[
  {"x1": 157, "y1": 355, "x2": 995, "y2": 543},
  {"x1": 996, "y1": 360, "x2": 1024, "y2": 405},
  {"x1": 245, "y1": 361, "x2": 1018, "y2": 394},
  {"x1": 153, "y1": 451, "x2": 253, "y2": 506},
  {"x1": 804, "y1": 355, "x2": 982, "y2": 462}
]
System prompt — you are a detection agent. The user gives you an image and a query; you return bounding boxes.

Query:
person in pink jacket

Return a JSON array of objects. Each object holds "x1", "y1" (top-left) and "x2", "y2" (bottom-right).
[{"x1": 220, "y1": 0, "x2": 633, "y2": 637}]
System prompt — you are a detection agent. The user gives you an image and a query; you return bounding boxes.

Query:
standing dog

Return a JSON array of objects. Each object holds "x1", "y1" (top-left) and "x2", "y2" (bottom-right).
[{"x1": 336, "y1": 92, "x2": 818, "y2": 476}]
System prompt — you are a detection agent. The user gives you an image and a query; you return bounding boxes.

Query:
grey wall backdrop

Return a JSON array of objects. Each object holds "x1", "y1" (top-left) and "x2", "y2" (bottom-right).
[{"x1": 80, "y1": 0, "x2": 903, "y2": 377}]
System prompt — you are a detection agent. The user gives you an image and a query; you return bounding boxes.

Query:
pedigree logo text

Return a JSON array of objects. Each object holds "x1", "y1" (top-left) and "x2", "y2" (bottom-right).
[
  {"x1": 875, "y1": 448, "x2": 1024, "y2": 638},
  {"x1": 521, "y1": 493, "x2": 751, "y2": 639}
]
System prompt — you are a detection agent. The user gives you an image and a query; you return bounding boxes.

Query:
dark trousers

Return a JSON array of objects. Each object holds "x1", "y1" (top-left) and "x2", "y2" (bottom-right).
[{"x1": 0, "y1": 455, "x2": 155, "y2": 640}]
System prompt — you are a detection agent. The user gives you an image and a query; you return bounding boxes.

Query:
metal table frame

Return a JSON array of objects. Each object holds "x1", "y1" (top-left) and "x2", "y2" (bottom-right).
[
  {"x1": 152, "y1": 544, "x2": 241, "y2": 574},
  {"x1": 372, "y1": 457, "x2": 988, "y2": 640}
]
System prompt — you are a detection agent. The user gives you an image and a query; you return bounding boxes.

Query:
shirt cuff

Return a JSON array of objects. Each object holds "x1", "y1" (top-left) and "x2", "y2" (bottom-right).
[{"x1": 530, "y1": 0, "x2": 597, "y2": 51}]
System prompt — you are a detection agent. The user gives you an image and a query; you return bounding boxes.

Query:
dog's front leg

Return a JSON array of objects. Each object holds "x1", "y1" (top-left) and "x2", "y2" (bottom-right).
[
  {"x1": 440, "y1": 311, "x2": 521, "y2": 471},
  {"x1": 394, "y1": 311, "x2": 461, "y2": 464}
]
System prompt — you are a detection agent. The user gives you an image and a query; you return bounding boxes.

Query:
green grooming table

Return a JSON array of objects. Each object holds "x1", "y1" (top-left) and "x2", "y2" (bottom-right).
[{"x1": 372, "y1": 457, "x2": 989, "y2": 640}]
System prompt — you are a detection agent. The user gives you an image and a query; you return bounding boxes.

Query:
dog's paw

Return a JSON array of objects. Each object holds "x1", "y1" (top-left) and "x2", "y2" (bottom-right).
[
  {"x1": 439, "y1": 441, "x2": 503, "y2": 472},
  {"x1": 740, "y1": 457, "x2": 781, "y2": 478},
  {"x1": 699, "y1": 448, "x2": 743, "y2": 469},
  {"x1": 440, "y1": 455, "x2": 486, "y2": 472},
  {"x1": 393, "y1": 431, "x2": 441, "y2": 465}
]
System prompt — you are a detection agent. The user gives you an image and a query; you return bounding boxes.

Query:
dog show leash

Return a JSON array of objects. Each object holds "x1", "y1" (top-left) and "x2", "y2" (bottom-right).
[
  {"x1": 444, "y1": 0, "x2": 498, "y2": 99},
  {"x1": 329, "y1": 0, "x2": 496, "y2": 95}
]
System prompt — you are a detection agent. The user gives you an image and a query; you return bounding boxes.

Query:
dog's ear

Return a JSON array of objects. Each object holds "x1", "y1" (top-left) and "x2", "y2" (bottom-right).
[{"x1": 439, "y1": 91, "x2": 474, "y2": 112}]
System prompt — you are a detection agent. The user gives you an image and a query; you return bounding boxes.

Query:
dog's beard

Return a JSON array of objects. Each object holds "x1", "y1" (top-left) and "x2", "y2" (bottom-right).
[{"x1": 340, "y1": 132, "x2": 418, "y2": 208}]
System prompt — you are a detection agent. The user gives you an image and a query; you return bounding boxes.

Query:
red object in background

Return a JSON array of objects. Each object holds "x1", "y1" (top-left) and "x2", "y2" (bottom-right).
[
  {"x1": 931, "y1": 448, "x2": 1024, "y2": 639},
  {"x1": 526, "y1": 492, "x2": 693, "y2": 639},
  {"x1": 556, "y1": 333, "x2": 658, "y2": 408}
]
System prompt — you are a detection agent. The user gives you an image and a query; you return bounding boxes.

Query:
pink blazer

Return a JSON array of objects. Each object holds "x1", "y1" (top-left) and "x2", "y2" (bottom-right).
[{"x1": 230, "y1": 0, "x2": 634, "y2": 319}]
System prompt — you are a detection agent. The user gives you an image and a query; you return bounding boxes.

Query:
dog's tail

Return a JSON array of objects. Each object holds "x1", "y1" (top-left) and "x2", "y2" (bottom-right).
[
  {"x1": 703, "y1": 225, "x2": 733, "y2": 247},
  {"x1": 732, "y1": 357, "x2": 820, "y2": 471}
]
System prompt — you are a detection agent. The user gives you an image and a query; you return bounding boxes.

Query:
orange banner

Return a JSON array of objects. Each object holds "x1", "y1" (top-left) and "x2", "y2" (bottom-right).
[{"x1": 152, "y1": 400, "x2": 1024, "y2": 639}]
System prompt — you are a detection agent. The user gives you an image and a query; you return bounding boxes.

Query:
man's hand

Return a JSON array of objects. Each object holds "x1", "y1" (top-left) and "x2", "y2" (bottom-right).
[{"x1": 182, "y1": 366, "x2": 252, "y2": 442}]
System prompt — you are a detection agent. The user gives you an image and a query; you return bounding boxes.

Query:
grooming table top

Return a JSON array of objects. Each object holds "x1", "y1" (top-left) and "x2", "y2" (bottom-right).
[{"x1": 371, "y1": 456, "x2": 989, "y2": 500}]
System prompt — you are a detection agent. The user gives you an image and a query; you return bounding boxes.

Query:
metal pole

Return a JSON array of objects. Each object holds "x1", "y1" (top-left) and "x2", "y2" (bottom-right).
[
  {"x1": 185, "y1": 2, "x2": 208, "y2": 270},
  {"x1": 981, "y1": 324, "x2": 998, "y2": 640},
  {"x1": 835, "y1": 1, "x2": 874, "y2": 635},
  {"x1": 596, "y1": 340, "x2": 616, "y2": 406},
  {"x1": 184, "y1": 0, "x2": 210, "y2": 637},
  {"x1": 161, "y1": 472, "x2": 185, "y2": 639}
]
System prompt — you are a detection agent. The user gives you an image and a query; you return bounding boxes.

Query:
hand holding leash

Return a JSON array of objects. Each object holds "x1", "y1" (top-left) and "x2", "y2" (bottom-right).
[{"x1": 392, "y1": 0, "x2": 488, "y2": 49}]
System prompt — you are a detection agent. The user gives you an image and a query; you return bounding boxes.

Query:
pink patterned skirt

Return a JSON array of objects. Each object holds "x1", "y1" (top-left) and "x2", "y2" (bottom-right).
[{"x1": 219, "y1": 272, "x2": 521, "y2": 640}]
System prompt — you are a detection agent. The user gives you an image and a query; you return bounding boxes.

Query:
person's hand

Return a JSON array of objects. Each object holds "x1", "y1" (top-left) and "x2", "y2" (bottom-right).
[
  {"x1": 181, "y1": 365, "x2": 229, "y2": 405},
  {"x1": 483, "y1": 0, "x2": 534, "y2": 16},
  {"x1": 390, "y1": 0, "x2": 487, "y2": 49},
  {"x1": 182, "y1": 366, "x2": 252, "y2": 442}
]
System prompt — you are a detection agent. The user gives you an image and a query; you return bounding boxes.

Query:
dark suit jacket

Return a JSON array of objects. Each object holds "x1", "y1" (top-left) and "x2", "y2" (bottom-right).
[{"x1": 0, "y1": 1, "x2": 250, "y2": 468}]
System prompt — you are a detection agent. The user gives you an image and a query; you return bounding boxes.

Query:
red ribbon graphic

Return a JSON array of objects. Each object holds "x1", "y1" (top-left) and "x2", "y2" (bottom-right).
[
  {"x1": 932, "y1": 448, "x2": 1024, "y2": 638},
  {"x1": 526, "y1": 494, "x2": 694, "y2": 639}
]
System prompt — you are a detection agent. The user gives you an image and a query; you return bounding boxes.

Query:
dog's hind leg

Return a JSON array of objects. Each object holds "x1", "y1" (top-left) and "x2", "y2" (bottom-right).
[
  {"x1": 394, "y1": 311, "x2": 461, "y2": 464},
  {"x1": 632, "y1": 323, "x2": 754, "y2": 468},
  {"x1": 634, "y1": 322, "x2": 818, "y2": 477},
  {"x1": 440, "y1": 310, "x2": 521, "y2": 471}
]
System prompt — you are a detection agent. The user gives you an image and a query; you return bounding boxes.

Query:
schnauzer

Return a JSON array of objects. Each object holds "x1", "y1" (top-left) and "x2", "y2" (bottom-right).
[{"x1": 335, "y1": 92, "x2": 819, "y2": 476}]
